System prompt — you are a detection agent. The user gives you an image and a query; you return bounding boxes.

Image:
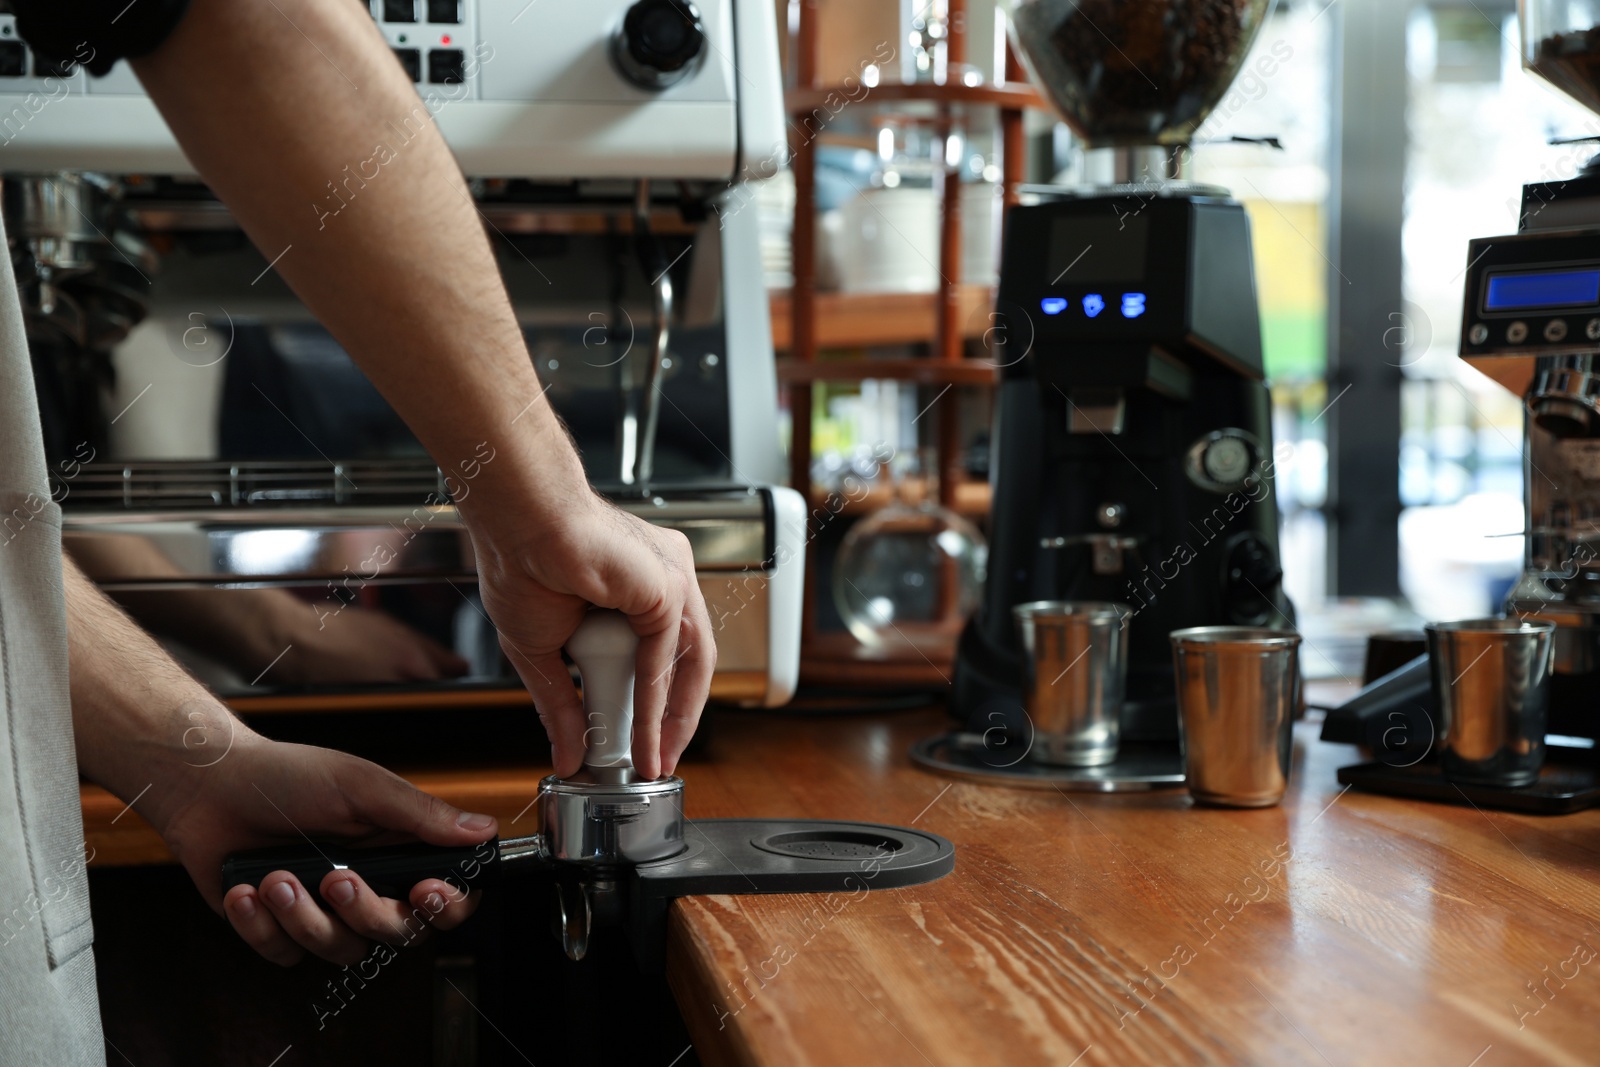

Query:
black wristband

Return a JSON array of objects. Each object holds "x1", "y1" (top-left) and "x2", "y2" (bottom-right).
[{"x1": 12, "y1": 0, "x2": 191, "y2": 77}]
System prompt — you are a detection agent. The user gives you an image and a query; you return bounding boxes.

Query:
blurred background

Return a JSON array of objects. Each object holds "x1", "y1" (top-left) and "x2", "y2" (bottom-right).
[{"x1": 763, "y1": 0, "x2": 1599, "y2": 680}]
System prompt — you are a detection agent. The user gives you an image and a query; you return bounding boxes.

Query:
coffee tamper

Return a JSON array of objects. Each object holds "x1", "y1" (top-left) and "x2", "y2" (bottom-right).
[
  {"x1": 224, "y1": 611, "x2": 955, "y2": 967},
  {"x1": 538, "y1": 610, "x2": 685, "y2": 958}
]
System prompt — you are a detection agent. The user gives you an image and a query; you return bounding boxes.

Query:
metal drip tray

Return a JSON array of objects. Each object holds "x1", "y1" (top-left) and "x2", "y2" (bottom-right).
[{"x1": 912, "y1": 732, "x2": 1186, "y2": 791}]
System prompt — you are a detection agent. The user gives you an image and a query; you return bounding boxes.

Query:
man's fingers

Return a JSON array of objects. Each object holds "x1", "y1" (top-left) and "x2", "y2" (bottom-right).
[
  {"x1": 410, "y1": 878, "x2": 480, "y2": 931},
  {"x1": 224, "y1": 884, "x2": 305, "y2": 967},
  {"x1": 258, "y1": 872, "x2": 368, "y2": 966},
  {"x1": 630, "y1": 622, "x2": 679, "y2": 780},
  {"x1": 660, "y1": 594, "x2": 715, "y2": 776},
  {"x1": 509, "y1": 645, "x2": 588, "y2": 777},
  {"x1": 322, "y1": 872, "x2": 438, "y2": 945},
  {"x1": 431, "y1": 644, "x2": 472, "y2": 677},
  {"x1": 626, "y1": 530, "x2": 696, "y2": 780},
  {"x1": 226, "y1": 872, "x2": 479, "y2": 968}
]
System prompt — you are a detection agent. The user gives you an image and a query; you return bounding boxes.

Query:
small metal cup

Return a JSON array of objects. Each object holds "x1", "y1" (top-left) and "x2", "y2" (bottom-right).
[
  {"x1": 1013, "y1": 600, "x2": 1130, "y2": 767},
  {"x1": 1424, "y1": 618, "x2": 1555, "y2": 788},
  {"x1": 1170, "y1": 627, "x2": 1301, "y2": 808}
]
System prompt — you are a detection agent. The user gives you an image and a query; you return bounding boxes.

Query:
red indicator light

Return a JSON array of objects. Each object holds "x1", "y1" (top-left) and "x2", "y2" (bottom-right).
[{"x1": 440, "y1": 34, "x2": 452, "y2": 45}]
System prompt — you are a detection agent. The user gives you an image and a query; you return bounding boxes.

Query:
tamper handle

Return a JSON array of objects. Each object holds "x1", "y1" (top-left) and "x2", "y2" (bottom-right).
[{"x1": 566, "y1": 609, "x2": 639, "y2": 771}]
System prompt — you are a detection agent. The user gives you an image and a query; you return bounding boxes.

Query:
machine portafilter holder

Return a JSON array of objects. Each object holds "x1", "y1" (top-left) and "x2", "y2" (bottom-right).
[{"x1": 222, "y1": 612, "x2": 954, "y2": 966}]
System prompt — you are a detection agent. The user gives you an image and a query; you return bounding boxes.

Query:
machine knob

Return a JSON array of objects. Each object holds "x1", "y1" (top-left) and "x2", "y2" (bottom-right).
[
  {"x1": 1221, "y1": 534, "x2": 1283, "y2": 626},
  {"x1": 612, "y1": 0, "x2": 707, "y2": 90},
  {"x1": 1184, "y1": 429, "x2": 1260, "y2": 494},
  {"x1": 1202, "y1": 436, "x2": 1252, "y2": 485},
  {"x1": 565, "y1": 610, "x2": 639, "y2": 772}
]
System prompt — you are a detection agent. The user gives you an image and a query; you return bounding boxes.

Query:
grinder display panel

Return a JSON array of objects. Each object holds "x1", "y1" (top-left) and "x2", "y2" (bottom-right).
[
  {"x1": 1483, "y1": 268, "x2": 1600, "y2": 311},
  {"x1": 1460, "y1": 230, "x2": 1600, "y2": 355}
]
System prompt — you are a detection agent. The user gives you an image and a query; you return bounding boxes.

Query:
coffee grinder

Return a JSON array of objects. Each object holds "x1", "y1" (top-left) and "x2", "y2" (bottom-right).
[
  {"x1": 1456, "y1": 3, "x2": 1600, "y2": 744},
  {"x1": 1318, "y1": 1, "x2": 1600, "y2": 812},
  {"x1": 930, "y1": 0, "x2": 1294, "y2": 785}
]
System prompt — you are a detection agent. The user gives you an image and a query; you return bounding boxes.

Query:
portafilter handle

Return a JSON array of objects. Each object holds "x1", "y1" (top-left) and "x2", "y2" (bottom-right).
[{"x1": 566, "y1": 609, "x2": 638, "y2": 773}]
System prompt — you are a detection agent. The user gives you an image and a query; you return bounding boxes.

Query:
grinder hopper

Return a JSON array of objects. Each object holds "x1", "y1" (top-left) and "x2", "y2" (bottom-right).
[{"x1": 1007, "y1": 0, "x2": 1274, "y2": 148}]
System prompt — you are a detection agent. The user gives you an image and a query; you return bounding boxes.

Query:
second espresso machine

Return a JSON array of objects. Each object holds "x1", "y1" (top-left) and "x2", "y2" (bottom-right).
[
  {"x1": 945, "y1": 0, "x2": 1295, "y2": 778},
  {"x1": 0, "y1": 0, "x2": 805, "y2": 717}
]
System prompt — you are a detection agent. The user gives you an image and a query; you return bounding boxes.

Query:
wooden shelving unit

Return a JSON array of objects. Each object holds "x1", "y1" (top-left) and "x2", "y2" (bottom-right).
[
  {"x1": 785, "y1": 80, "x2": 1043, "y2": 115},
  {"x1": 807, "y1": 477, "x2": 990, "y2": 519},
  {"x1": 782, "y1": 0, "x2": 1045, "y2": 685},
  {"x1": 776, "y1": 356, "x2": 998, "y2": 386},
  {"x1": 768, "y1": 284, "x2": 994, "y2": 351}
]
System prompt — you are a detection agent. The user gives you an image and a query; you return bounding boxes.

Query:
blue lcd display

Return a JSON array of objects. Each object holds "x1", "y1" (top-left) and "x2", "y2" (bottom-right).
[{"x1": 1485, "y1": 269, "x2": 1600, "y2": 311}]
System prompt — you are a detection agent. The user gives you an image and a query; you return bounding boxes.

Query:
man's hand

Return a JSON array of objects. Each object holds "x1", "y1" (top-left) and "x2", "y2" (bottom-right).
[
  {"x1": 156, "y1": 730, "x2": 497, "y2": 967},
  {"x1": 130, "y1": 0, "x2": 719, "y2": 778},
  {"x1": 262, "y1": 604, "x2": 471, "y2": 686},
  {"x1": 66, "y1": 556, "x2": 498, "y2": 968},
  {"x1": 474, "y1": 492, "x2": 714, "y2": 781}
]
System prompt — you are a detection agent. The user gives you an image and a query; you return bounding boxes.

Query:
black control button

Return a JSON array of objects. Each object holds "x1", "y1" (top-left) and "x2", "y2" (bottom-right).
[
  {"x1": 382, "y1": 0, "x2": 417, "y2": 22},
  {"x1": 393, "y1": 47, "x2": 421, "y2": 82},
  {"x1": 1222, "y1": 534, "x2": 1283, "y2": 627},
  {"x1": 428, "y1": 48, "x2": 464, "y2": 84},
  {"x1": 612, "y1": 0, "x2": 706, "y2": 90},
  {"x1": 33, "y1": 52, "x2": 75, "y2": 78},
  {"x1": 427, "y1": 0, "x2": 460, "y2": 23},
  {"x1": 0, "y1": 41, "x2": 24, "y2": 77}
]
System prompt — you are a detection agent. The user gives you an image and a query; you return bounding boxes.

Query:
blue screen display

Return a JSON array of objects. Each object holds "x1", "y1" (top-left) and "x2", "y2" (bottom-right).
[{"x1": 1485, "y1": 269, "x2": 1600, "y2": 311}]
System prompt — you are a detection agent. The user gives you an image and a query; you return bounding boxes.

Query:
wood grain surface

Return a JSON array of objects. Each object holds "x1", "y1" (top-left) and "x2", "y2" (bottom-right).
[
  {"x1": 80, "y1": 703, "x2": 1600, "y2": 1065},
  {"x1": 665, "y1": 705, "x2": 1600, "y2": 1067}
]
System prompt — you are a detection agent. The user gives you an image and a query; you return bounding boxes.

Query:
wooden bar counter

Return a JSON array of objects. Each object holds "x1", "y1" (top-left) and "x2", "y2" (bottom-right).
[{"x1": 82, "y1": 704, "x2": 1600, "y2": 1066}]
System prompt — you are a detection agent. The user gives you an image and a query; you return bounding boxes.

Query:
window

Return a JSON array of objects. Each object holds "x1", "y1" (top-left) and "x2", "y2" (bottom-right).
[
  {"x1": 1191, "y1": 0, "x2": 1333, "y2": 611},
  {"x1": 1399, "y1": 2, "x2": 1595, "y2": 618}
]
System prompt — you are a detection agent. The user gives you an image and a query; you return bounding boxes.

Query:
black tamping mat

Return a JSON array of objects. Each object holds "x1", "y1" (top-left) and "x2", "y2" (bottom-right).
[{"x1": 1338, "y1": 745, "x2": 1600, "y2": 814}]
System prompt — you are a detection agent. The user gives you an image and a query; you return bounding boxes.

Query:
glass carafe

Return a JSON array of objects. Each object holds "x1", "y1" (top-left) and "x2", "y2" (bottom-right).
[{"x1": 832, "y1": 449, "x2": 987, "y2": 650}]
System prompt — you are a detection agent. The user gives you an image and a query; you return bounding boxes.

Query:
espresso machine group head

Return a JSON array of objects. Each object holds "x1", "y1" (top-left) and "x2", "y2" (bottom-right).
[{"x1": 952, "y1": 0, "x2": 1292, "y2": 750}]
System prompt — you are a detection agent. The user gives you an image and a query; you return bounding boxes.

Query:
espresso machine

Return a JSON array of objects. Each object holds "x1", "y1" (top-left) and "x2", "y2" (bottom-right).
[
  {"x1": 935, "y1": 0, "x2": 1293, "y2": 783},
  {"x1": 0, "y1": 0, "x2": 806, "y2": 713}
]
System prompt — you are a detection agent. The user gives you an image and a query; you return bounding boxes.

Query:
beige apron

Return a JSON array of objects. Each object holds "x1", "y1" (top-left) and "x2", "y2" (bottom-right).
[{"x1": 0, "y1": 211, "x2": 106, "y2": 1063}]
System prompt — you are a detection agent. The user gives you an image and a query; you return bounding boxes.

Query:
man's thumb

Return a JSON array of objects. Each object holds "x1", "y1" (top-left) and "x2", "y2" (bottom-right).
[{"x1": 348, "y1": 762, "x2": 498, "y2": 846}]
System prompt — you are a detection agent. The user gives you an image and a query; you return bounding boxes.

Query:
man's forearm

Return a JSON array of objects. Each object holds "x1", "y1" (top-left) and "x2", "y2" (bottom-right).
[
  {"x1": 129, "y1": 0, "x2": 589, "y2": 533},
  {"x1": 62, "y1": 552, "x2": 244, "y2": 833}
]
